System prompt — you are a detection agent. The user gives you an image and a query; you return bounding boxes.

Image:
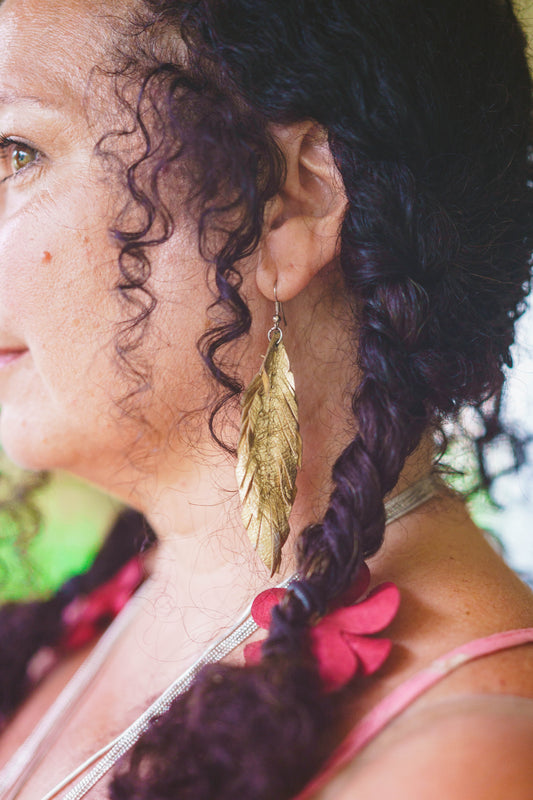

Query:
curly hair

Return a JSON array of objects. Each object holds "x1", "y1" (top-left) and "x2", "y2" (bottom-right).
[{"x1": 1, "y1": 1, "x2": 532, "y2": 798}]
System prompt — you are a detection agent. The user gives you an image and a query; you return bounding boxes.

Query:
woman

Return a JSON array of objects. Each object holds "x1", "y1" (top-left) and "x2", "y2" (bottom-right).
[{"x1": 0, "y1": 0, "x2": 532, "y2": 797}]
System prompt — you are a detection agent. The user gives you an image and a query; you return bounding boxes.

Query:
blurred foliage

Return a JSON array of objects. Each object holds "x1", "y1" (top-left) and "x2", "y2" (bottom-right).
[
  {"x1": 438, "y1": 434, "x2": 505, "y2": 550},
  {"x1": 0, "y1": 466, "x2": 121, "y2": 601}
]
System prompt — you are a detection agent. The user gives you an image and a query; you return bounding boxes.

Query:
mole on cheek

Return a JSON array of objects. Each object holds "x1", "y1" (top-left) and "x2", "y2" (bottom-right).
[{"x1": 42, "y1": 251, "x2": 52, "y2": 264}]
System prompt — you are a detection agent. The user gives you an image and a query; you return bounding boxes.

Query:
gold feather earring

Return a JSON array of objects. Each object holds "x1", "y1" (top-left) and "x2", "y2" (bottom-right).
[{"x1": 236, "y1": 287, "x2": 303, "y2": 575}]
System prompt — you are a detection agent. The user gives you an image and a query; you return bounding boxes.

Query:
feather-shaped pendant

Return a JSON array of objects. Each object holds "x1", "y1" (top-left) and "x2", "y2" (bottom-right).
[{"x1": 236, "y1": 334, "x2": 302, "y2": 575}]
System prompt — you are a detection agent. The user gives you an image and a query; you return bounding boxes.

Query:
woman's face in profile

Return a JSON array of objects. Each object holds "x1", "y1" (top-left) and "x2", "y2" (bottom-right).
[{"x1": 0, "y1": 0, "x2": 217, "y2": 491}]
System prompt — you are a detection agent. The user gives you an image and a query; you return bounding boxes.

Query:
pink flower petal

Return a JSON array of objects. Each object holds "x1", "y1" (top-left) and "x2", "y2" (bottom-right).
[
  {"x1": 310, "y1": 626, "x2": 359, "y2": 692},
  {"x1": 250, "y1": 588, "x2": 286, "y2": 629},
  {"x1": 321, "y1": 582, "x2": 400, "y2": 635},
  {"x1": 243, "y1": 640, "x2": 263, "y2": 665},
  {"x1": 341, "y1": 633, "x2": 392, "y2": 677},
  {"x1": 59, "y1": 557, "x2": 144, "y2": 652}
]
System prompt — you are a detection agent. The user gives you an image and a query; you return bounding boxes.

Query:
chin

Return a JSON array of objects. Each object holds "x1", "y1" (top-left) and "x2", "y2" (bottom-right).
[
  {"x1": 0, "y1": 419, "x2": 51, "y2": 473},
  {"x1": 0, "y1": 405, "x2": 138, "y2": 502},
  {"x1": 0, "y1": 404, "x2": 69, "y2": 474}
]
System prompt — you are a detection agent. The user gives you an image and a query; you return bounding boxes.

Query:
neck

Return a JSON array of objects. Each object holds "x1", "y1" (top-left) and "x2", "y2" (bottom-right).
[
  {"x1": 137, "y1": 432, "x2": 436, "y2": 647},
  {"x1": 139, "y1": 446, "x2": 297, "y2": 646}
]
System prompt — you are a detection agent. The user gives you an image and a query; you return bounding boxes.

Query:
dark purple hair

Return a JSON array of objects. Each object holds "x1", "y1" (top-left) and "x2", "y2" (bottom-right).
[{"x1": 1, "y1": 1, "x2": 533, "y2": 797}]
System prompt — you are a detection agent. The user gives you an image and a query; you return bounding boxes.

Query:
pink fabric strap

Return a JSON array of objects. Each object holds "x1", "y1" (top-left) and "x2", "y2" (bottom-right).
[{"x1": 296, "y1": 627, "x2": 533, "y2": 799}]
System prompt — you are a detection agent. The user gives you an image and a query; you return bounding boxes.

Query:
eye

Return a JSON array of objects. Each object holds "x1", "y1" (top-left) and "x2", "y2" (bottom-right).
[{"x1": 0, "y1": 135, "x2": 41, "y2": 183}]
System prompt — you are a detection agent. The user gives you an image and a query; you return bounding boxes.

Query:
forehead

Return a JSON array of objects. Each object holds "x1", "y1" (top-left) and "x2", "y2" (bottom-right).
[{"x1": 0, "y1": 0, "x2": 123, "y2": 109}]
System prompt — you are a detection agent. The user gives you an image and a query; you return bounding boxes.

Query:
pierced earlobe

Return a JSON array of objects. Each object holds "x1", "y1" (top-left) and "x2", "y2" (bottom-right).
[{"x1": 257, "y1": 122, "x2": 347, "y2": 303}]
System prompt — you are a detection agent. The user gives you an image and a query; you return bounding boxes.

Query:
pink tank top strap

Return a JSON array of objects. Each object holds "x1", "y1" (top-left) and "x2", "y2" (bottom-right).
[{"x1": 295, "y1": 627, "x2": 533, "y2": 800}]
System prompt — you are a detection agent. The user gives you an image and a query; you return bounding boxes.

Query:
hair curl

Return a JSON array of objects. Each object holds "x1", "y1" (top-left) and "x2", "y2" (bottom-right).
[{"x1": 1, "y1": 1, "x2": 532, "y2": 798}]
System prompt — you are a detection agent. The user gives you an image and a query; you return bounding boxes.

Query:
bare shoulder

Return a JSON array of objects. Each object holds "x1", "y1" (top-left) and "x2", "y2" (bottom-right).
[{"x1": 327, "y1": 694, "x2": 533, "y2": 800}]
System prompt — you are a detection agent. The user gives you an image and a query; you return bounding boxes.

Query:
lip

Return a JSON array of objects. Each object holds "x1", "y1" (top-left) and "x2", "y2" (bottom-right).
[{"x1": 0, "y1": 349, "x2": 28, "y2": 368}]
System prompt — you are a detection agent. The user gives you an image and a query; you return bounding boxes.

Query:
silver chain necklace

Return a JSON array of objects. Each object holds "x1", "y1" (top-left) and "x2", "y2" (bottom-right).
[{"x1": 0, "y1": 472, "x2": 439, "y2": 800}]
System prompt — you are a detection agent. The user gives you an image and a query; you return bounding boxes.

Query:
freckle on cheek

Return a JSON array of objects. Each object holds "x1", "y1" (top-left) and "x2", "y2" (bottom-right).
[{"x1": 42, "y1": 251, "x2": 52, "y2": 264}]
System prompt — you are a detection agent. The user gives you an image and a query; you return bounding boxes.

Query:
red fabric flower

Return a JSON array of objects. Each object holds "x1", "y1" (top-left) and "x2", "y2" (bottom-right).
[
  {"x1": 59, "y1": 557, "x2": 144, "y2": 651},
  {"x1": 244, "y1": 564, "x2": 400, "y2": 692}
]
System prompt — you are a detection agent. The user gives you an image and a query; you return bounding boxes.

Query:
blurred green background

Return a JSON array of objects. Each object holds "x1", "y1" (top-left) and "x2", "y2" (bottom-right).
[
  {"x1": 0, "y1": 461, "x2": 122, "y2": 600},
  {"x1": 0, "y1": 2, "x2": 532, "y2": 602}
]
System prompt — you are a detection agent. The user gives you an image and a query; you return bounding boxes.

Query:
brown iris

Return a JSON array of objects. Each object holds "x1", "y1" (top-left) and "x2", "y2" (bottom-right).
[{"x1": 11, "y1": 146, "x2": 35, "y2": 173}]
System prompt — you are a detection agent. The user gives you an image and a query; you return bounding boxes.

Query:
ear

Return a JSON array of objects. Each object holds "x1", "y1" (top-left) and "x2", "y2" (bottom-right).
[{"x1": 256, "y1": 121, "x2": 347, "y2": 302}]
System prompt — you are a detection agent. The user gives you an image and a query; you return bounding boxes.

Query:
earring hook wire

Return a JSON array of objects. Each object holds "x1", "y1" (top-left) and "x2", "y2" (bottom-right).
[{"x1": 268, "y1": 283, "x2": 284, "y2": 343}]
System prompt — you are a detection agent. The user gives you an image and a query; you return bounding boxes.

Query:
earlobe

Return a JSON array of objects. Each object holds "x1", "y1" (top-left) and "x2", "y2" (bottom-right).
[{"x1": 257, "y1": 122, "x2": 346, "y2": 302}]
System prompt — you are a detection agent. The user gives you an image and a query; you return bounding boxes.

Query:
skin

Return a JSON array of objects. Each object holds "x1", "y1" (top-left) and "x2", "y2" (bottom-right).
[{"x1": 0, "y1": 1, "x2": 532, "y2": 798}]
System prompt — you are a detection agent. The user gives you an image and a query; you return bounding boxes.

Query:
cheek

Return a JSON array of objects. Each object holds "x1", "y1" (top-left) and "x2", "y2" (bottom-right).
[
  {"x1": 0, "y1": 204, "x2": 127, "y2": 462},
  {"x1": 0, "y1": 199, "x2": 103, "y2": 334},
  {"x1": 142, "y1": 247, "x2": 214, "y2": 410},
  {"x1": 32, "y1": 244, "x2": 117, "y2": 397}
]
